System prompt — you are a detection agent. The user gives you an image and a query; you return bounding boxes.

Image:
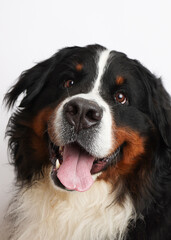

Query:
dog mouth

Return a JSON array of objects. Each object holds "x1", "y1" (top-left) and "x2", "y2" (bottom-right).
[{"x1": 49, "y1": 141, "x2": 121, "y2": 192}]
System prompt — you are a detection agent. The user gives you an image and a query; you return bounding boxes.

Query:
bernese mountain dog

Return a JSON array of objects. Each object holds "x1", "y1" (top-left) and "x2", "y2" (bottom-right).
[{"x1": 2, "y1": 44, "x2": 171, "y2": 240}]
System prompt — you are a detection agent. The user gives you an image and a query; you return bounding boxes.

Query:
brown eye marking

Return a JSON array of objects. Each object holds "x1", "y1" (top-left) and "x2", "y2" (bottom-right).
[
  {"x1": 116, "y1": 76, "x2": 125, "y2": 85},
  {"x1": 115, "y1": 92, "x2": 128, "y2": 104},
  {"x1": 75, "y1": 63, "x2": 83, "y2": 71},
  {"x1": 64, "y1": 80, "x2": 74, "y2": 88}
]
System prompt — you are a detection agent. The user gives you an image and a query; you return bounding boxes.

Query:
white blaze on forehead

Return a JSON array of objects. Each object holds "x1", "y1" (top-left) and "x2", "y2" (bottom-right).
[
  {"x1": 92, "y1": 49, "x2": 111, "y2": 93},
  {"x1": 87, "y1": 49, "x2": 113, "y2": 157}
]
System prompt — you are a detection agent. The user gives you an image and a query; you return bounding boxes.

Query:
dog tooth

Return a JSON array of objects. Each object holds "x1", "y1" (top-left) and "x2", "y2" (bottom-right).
[
  {"x1": 59, "y1": 146, "x2": 64, "y2": 155},
  {"x1": 59, "y1": 146, "x2": 62, "y2": 151},
  {"x1": 56, "y1": 159, "x2": 60, "y2": 169}
]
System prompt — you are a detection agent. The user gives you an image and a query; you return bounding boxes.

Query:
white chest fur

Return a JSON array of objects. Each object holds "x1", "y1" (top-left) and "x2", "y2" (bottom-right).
[{"x1": 4, "y1": 176, "x2": 136, "y2": 240}]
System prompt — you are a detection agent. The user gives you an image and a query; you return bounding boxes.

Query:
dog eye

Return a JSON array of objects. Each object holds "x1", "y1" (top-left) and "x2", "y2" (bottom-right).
[
  {"x1": 115, "y1": 92, "x2": 128, "y2": 104},
  {"x1": 64, "y1": 80, "x2": 75, "y2": 88}
]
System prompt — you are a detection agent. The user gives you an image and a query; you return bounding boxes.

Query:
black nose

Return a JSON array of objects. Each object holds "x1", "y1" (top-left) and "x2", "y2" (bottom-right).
[{"x1": 63, "y1": 98, "x2": 103, "y2": 132}]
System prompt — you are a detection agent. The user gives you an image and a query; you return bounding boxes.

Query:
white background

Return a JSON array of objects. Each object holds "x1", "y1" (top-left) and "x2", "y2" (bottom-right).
[{"x1": 0, "y1": 0, "x2": 171, "y2": 223}]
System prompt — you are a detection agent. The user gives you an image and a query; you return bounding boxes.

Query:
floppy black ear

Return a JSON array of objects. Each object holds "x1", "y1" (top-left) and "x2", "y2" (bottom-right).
[
  {"x1": 4, "y1": 57, "x2": 56, "y2": 109},
  {"x1": 134, "y1": 60, "x2": 171, "y2": 147},
  {"x1": 149, "y1": 78, "x2": 171, "y2": 147},
  {"x1": 4, "y1": 47, "x2": 76, "y2": 109}
]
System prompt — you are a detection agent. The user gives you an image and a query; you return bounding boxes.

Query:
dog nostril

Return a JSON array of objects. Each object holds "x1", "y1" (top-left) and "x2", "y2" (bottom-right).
[
  {"x1": 86, "y1": 110, "x2": 102, "y2": 122},
  {"x1": 66, "y1": 104, "x2": 78, "y2": 116}
]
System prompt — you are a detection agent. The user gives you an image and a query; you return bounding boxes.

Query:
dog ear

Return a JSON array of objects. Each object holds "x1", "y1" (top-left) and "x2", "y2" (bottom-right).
[
  {"x1": 4, "y1": 47, "x2": 75, "y2": 109},
  {"x1": 4, "y1": 56, "x2": 56, "y2": 108},
  {"x1": 149, "y1": 79, "x2": 171, "y2": 147},
  {"x1": 134, "y1": 60, "x2": 171, "y2": 147}
]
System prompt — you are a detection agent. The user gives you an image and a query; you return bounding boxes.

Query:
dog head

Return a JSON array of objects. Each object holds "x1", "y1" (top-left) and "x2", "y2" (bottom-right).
[{"x1": 5, "y1": 44, "x2": 171, "y2": 194}]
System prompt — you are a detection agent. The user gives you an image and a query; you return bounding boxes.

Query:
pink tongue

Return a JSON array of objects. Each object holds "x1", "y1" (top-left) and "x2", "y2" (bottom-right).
[{"x1": 57, "y1": 144, "x2": 95, "y2": 192}]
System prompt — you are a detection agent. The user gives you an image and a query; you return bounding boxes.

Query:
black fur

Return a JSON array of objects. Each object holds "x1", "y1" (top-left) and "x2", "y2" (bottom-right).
[{"x1": 4, "y1": 44, "x2": 171, "y2": 239}]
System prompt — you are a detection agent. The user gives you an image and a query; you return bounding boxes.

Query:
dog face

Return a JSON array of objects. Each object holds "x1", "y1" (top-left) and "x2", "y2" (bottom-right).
[
  {"x1": 47, "y1": 48, "x2": 152, "y2": 192},
  {"x1": 5, "y1": 44, "x2": 171, "y2": 194}
]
